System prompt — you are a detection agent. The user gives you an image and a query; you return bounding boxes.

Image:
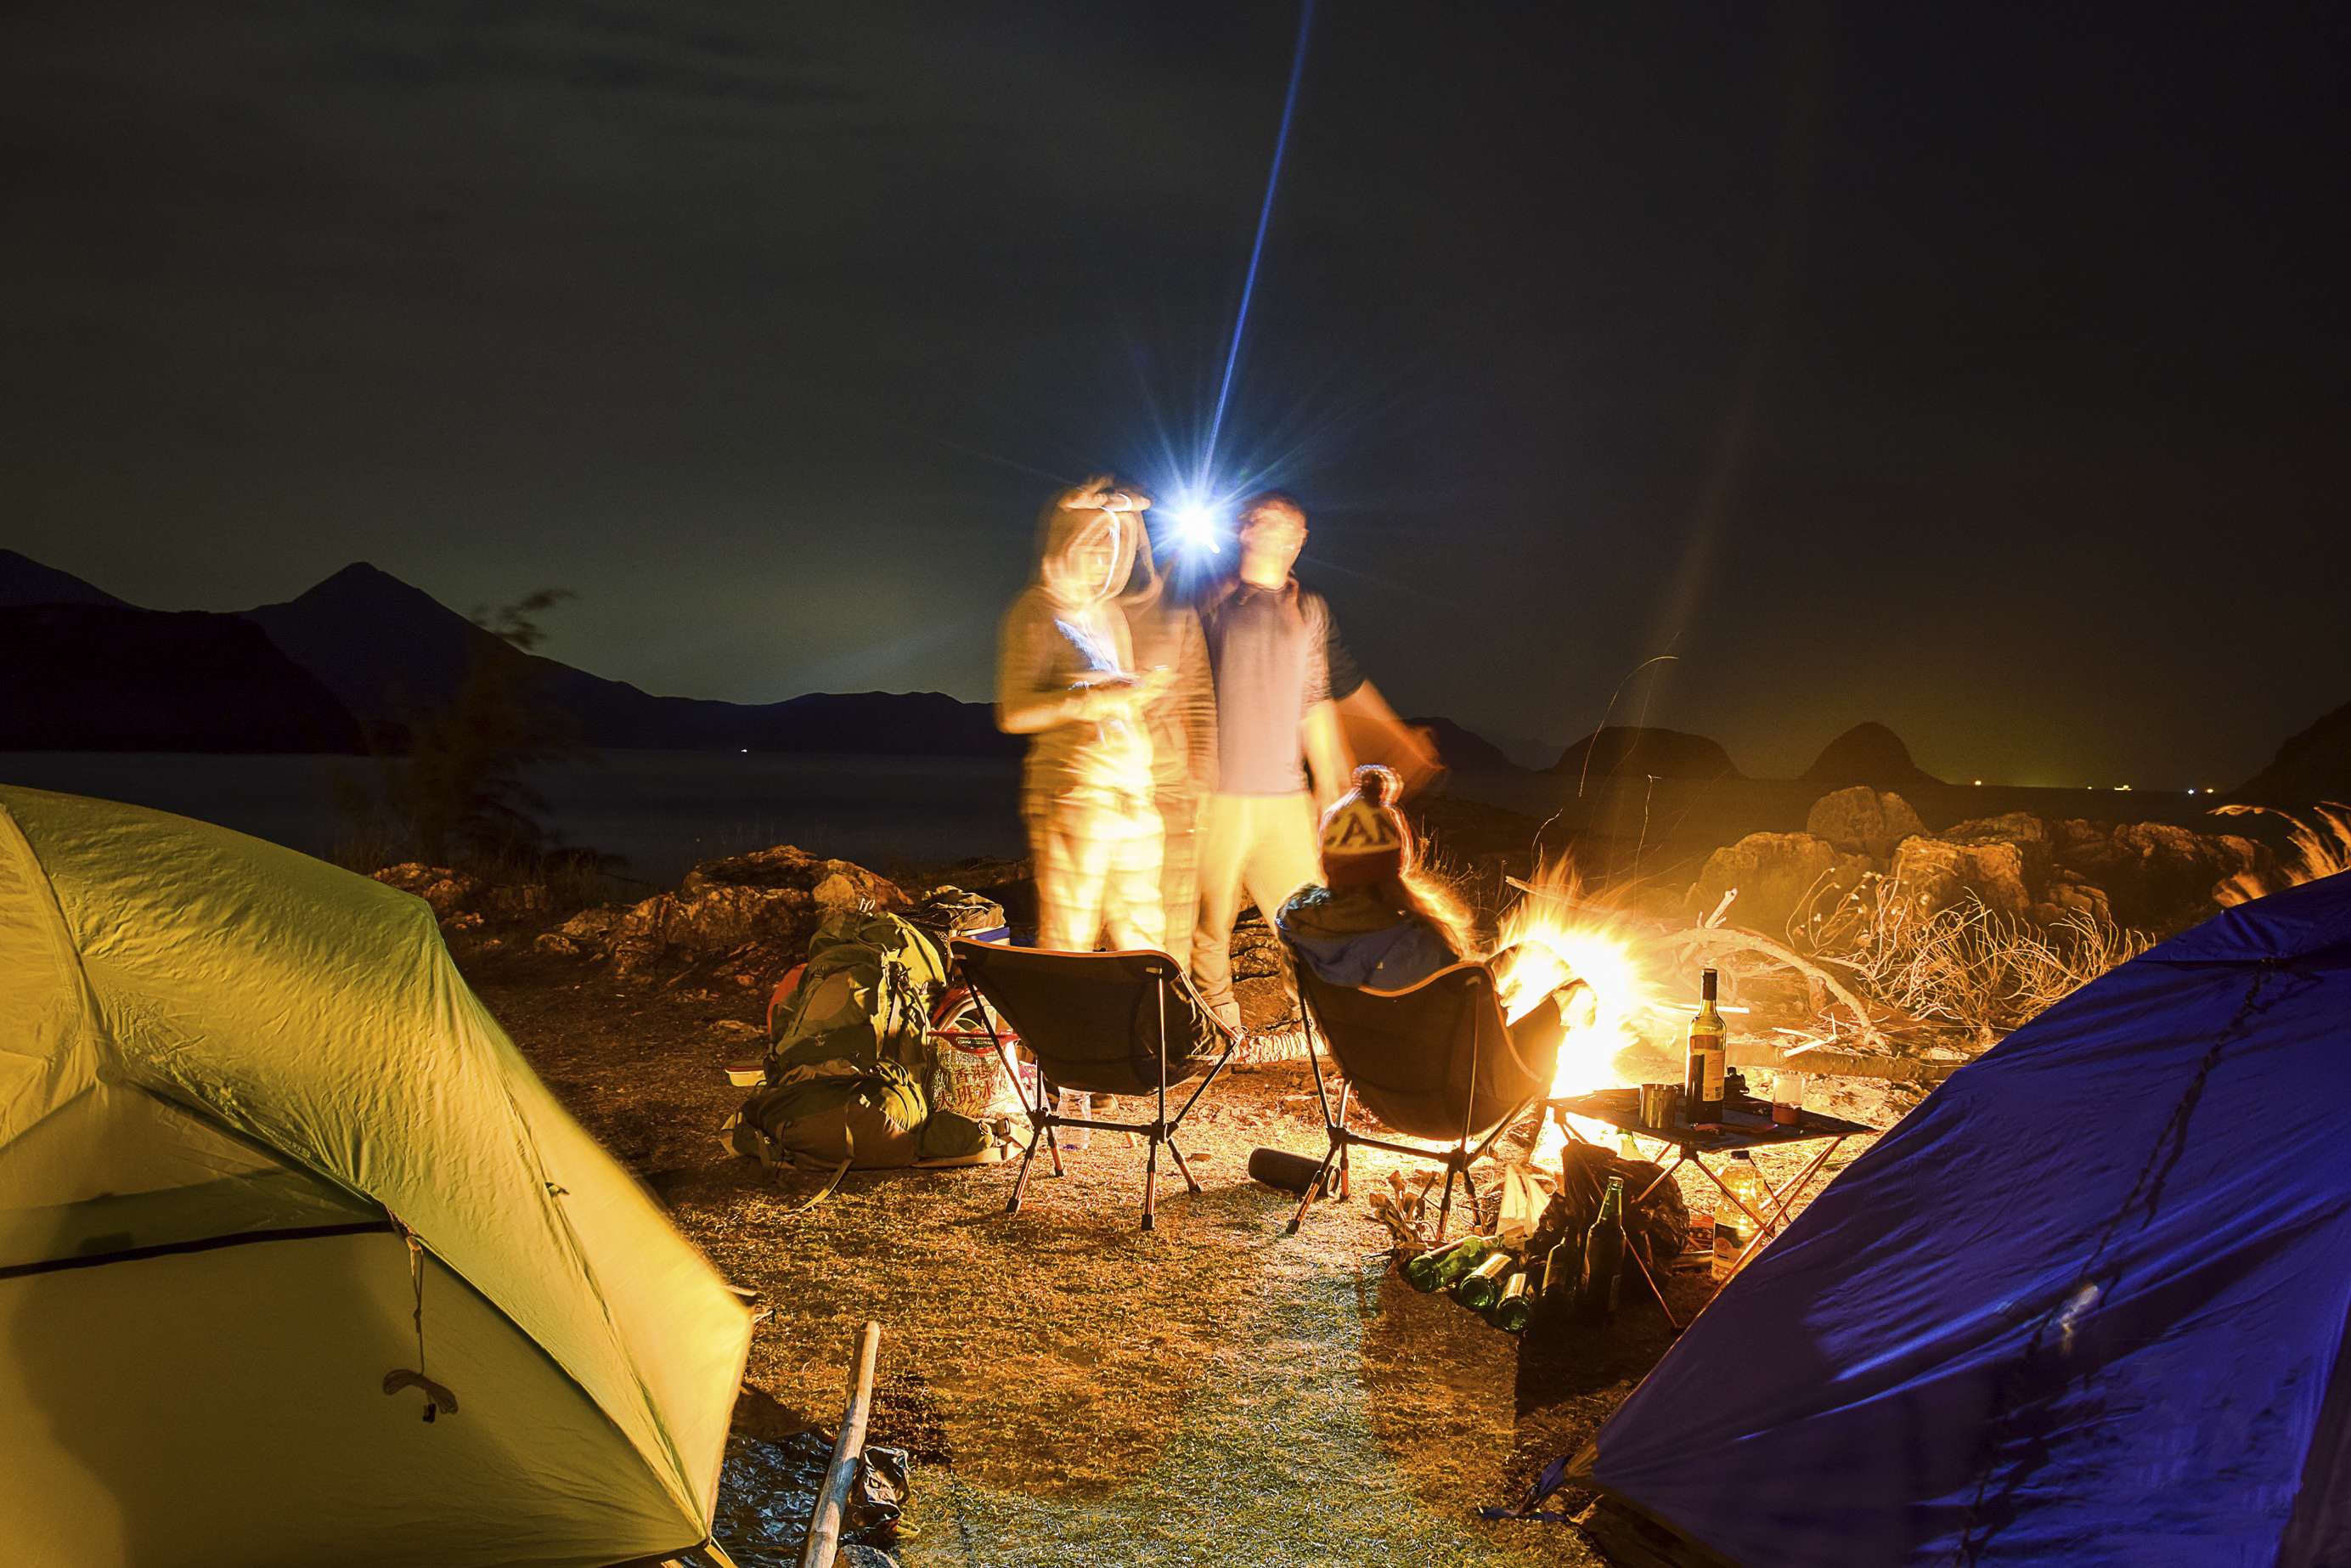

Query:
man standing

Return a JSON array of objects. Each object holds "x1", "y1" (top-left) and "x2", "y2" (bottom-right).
[
  {"x1": 1122, "y1": 533, "x2": 1217, "y2": 964},
  {"x1": 1191, "y1": 492, "x2": 1352, "y2": 1033}
]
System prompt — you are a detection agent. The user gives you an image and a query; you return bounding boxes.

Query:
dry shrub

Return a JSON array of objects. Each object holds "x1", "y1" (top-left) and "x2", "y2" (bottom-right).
[
  {"x1": 1799, "y1": 872, "x2": 2153, "y2": 1046},
  {"x1": 2211, "y1": 802, "x2": 2351, "y2": 905}
]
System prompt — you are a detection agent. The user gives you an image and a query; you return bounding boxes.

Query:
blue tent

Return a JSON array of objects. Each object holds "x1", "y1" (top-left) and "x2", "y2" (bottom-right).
[{"x1": 1566, "y1": 871, "x2": 2351, "y2": 1566}]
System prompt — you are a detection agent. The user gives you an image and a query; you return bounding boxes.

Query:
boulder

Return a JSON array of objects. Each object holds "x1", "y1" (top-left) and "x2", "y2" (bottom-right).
[
  {"x1": 1688, "y1": 832, "x2": 1869, "y2": 937},
  {"x1": 371, "y1": 863, "x2": 482, "y2": 917},
  {"x1": 2033, "y1": 870, "x2": 2113, "y2": 928},
  {"x1": 535, "y1": 848, "x2": 906, "y2": 976},
  {"x1": 1888, "y1": 837, "x2": 2032, "y2": 917},
  {"x1": 1804, "y1": 787, "x2": 1926, "y2": 860},
  {"x1": 370, "y1": 863, "x2": 548, "y2": 928},
  {"x1": 1937, "y1": 811, "x2": 2054, "y2": 892},
  {"x1": 681, "y1": 844, "x2": 904, "y2": 911},
  {"x1": 553, "y1": 905, "x2": 622, "y2": 948},
  {"x1": 608, "y1": 885, "x2": 818, "y2": 977},
  {"x1": 2054, "y1": 821, "x2": 2269, "y2": 929},
  {"x1": 1230, "y1": 912, "x2": 1304, "y2": 1038}
]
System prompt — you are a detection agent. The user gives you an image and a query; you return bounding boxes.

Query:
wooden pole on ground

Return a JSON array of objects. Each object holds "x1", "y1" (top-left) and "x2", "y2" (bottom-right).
[{"x1": 798, "y1": 1321, "x2": 883, "y2": 1568}]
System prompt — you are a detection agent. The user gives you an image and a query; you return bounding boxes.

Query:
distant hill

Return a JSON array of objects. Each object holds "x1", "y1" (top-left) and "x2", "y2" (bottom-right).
[
  {"x1": 11, "y1": 556, "x2": 1020, "y2": 761},
  {"x1": 2234, "y1": 697, "x2": 2351, "y2": 804},
  {"x1": 1408, "y1": 716, "x2": 1525, "y2": 774},
  {"x1": 0, "y1": 550, "x2": 131, "y2": 609},
  {"x1": 0, "y1": 604, "x2": 364, "y2": 752},
  {"x1": 1803, "y1": 721, "x2": 1942, "y2": 792},
  {"x1": 1550, "y1": 726, "x2": 1740, "y2": 781}
]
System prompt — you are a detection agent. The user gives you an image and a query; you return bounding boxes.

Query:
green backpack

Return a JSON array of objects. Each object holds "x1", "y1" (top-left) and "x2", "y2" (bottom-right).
[{"x1": 730, "y1": 910, "x2": 989, "y2": 1168}]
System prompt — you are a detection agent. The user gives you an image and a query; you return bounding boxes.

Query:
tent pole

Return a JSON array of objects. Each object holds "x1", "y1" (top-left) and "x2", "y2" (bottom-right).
[{"x1": 798, "y1": 1321, "x2": 883, "y2": 1568}]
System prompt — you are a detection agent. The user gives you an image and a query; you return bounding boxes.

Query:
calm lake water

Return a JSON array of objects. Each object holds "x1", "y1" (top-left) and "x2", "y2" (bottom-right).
[{"x1": 0, "y1": 751, "x2": 1028, "y2": 886}]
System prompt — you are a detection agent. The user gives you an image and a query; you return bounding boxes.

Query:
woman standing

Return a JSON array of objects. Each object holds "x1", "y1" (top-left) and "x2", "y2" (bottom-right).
[{"x1": 995, "y1": 477, "x2": 1169, "y2": 952}]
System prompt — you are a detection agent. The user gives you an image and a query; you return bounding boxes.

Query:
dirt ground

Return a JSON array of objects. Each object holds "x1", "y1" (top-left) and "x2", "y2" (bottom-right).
[{"x1": 465, "y1": 943, "x2": 1906, "y2": 1568}]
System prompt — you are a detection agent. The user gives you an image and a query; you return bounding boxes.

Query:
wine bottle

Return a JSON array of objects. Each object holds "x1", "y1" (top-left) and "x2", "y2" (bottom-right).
[
  {"x1": 1542, "y1": 1232, "x2": 1581, "y2": 1300},
  {"x1": 1491, "y1": 1269, "x2": 1535, "y2": 1333},
  {"x1": 1684, "y1": 968, "x2": 1727, "y2": 1124},
  {"x1": 1405, "y1": 1233, "x2": 1493, "y2": 1293},
  {"x1": 1453, "y1": 1249, "x2": 1514, "y2": 1313},
  {"x1": 1576, "y1": 1175, "x2": 1627, "y2": 1323}
]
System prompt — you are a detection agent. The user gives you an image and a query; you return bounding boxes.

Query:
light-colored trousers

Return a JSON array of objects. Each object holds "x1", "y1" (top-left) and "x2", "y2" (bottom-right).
[
  {"x1": 1190, "y1": 791, "x2": 1321, "y2": 1029},
  {"x1": 1026, "y1": 786, "x2": 1165, "y2": 953},
  {"x1": 1157, "y1": 791, "x2": 1200, "y2": 967}
]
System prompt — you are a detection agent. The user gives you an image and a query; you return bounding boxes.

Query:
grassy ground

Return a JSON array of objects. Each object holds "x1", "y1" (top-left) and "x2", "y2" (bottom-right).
[{"x1": 465, "y1": 945, "x2": 1897, "y2": 1567}]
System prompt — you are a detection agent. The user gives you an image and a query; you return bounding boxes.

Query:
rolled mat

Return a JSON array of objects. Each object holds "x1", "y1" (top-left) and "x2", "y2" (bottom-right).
[{"x1": 1248, "y1": 1146, "x2": 1326, "y2": 1194}]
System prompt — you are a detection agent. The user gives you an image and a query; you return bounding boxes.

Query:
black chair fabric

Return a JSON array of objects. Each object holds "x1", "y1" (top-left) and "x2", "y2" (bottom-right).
[
  {"x1": 948, "y1": 939, "x2": 1238, "y2": 1231},
  {"x1": 1295, "y1": 961, "x2": 1559, "y2": 1142},
  {"x1": 950, "y1": 941, "x2": 1229, "y2": 1095}
]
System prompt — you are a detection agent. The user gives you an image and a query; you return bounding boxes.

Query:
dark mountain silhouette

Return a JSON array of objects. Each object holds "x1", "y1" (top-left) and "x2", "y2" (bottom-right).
[
  {"x1": 0, "y1": 550, "x2": 131, "y2": 609},
  {"x1": 1550, "y1": 726, "x2": 1741, "y2": 781},
  {"x1": 1803, "y1": 721, "x2": 1942, "y2": 791},
  {"x1": 240, "y1": 562, "x2": 1018, "y2": 755},
  {"x1": 4, "y1": 552, "x2": 1523, "y2": 761},
  {"x1": 2234, "y1": 697, "x2": 2351, "y2": 804},
  {"x1": 0, "y1": 604, "x2": 364, "y2": 752},
  {"x1": 1409, "y1": 716, "x2": 1524, "y2": 774}
]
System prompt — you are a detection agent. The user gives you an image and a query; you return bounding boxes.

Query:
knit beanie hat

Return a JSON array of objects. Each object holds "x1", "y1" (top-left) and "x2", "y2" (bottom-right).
[{"x1": 1320, "y1": 764, "x2": 1411, "y2": 887}]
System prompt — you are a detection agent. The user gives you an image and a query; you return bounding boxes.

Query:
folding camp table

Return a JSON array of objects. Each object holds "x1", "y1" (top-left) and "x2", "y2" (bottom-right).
[{"x1": 1545, "y1": 1088, "x2": 1874, "y2": 1326}]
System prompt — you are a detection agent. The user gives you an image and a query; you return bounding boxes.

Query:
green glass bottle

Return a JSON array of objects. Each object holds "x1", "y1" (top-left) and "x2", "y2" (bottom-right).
[
  {"x1": 1404, "y1": 1232, "x2": 1491, "y2": 1292},
  {"x1": 1541, "y1": 1232, "x2": 1581, "y2": 1300},
  {"x1": 1576, "y1": 1176, "x2": 1627, "y2": 1323},
  {"x1": 1491, "y1": 1269, "x2": 1536, "y2": 1333},
  {"x1": 1452, "y1": 1249, "x2": 1514, "y2": 1312}
]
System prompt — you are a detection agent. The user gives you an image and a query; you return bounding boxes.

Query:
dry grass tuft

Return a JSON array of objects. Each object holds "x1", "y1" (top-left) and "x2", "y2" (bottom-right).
[
  {"x1": 2211, "y1": 802, "x2": 2351, "y2": 905},
  {"x1": 1798, "y1": 874, "x2": 2153, "y2": 1047}
]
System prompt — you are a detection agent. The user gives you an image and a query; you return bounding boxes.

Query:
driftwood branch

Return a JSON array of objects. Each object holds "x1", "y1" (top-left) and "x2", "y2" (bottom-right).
[
  {"x1": 798, "y1": 1321, "x2": 882, "y2": 1568},
  {"x1": 1663, "y1": 925, "x2": 1889, "y2": 1052},
  {"x1": 1724, "y1": 1039, "x2": 1962, "y2": 1085}
]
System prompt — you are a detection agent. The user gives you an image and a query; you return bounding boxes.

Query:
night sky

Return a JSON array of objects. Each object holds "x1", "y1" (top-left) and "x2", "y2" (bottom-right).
[{"x1": 8, "y1": 3, "x2": 2345, "y2": 786}]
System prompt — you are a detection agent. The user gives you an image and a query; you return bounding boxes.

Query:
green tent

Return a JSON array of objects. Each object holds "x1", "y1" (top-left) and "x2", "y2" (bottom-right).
[{"x1": 0, "y1": 786, "x2": 753, "y2": 1567}]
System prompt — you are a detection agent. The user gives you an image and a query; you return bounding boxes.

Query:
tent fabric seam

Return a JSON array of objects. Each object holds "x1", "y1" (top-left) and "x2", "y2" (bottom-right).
[{"x1": 0, "y1": 1218, "x2": 395, "y2": 1280}]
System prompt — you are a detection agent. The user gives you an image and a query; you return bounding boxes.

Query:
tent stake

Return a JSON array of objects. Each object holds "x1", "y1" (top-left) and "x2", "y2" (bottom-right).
[{"x1": 798, "y1": 1321, "x2": 882, "y2": 1568}]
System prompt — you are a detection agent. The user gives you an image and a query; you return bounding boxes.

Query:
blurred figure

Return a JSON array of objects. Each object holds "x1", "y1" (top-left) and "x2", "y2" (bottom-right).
[
  {"x1": 995, "y1": 477, "x2": 1169, "y2": 952},
  {"x1": 1121, "y1": 513, "x2": 1217, "y2": 962},
  {"x1": 1191, "y1": 491, "x2": 1352, "y2": 1032},
  {"x1": 1328, "y1": 636, "x2": 1445, "y2": 798}
]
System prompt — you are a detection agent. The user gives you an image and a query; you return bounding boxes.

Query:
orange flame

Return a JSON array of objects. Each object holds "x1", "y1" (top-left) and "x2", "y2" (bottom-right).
[{"x1": 1490, "y1": 858, "x2": 1659, "y2": 1108}]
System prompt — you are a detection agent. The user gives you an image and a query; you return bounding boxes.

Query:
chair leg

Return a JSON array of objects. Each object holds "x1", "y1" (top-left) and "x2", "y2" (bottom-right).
[
  {"x1": 1141, "y1": 975, "x2": 1165, "y2": 1231},
  {"x1": 1333, "y1": 1084, "x2": 1354, "y2": 1201},
  {"x1": 1164, "y1": 1135, "x2": 1203, "y2": 1195},
  {"x1": 1007, "y1": 1124, "x2": 1042, "y2": 1214},
  {"x1": 1435, "y1": 1164, "x2": 1458, "y2": 1244},
  {"x1": 1286, "y1": 1138, "x2": 1343, "y2": 1235}
]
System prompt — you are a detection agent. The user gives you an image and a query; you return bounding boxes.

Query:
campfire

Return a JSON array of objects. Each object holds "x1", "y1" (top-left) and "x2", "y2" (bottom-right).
[{"x1": 1487, "y1": 859, "x2": 1664, "y2": 1156}]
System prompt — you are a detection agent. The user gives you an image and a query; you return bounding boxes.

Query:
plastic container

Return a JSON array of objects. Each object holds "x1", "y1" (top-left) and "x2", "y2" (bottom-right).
[
  {"x1": 1772, "y1": 1070, "x2": 1807, "y2": 1126},
  {"x1": 1713, "y1": 1150, "x2": 1767, "y2": 1281},
  {"x1": 1057, "y1": 1087, "x2": 1092, "y2": 1150}
]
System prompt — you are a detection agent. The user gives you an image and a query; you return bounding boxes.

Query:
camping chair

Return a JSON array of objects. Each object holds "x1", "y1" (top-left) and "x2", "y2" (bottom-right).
[
  {"x1": 1285, "y1": 956, "x2": 1561, "y2": 1243},
  {"x1": 948, "y1": 939, "x2": 1241, "y2": 1231}
]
